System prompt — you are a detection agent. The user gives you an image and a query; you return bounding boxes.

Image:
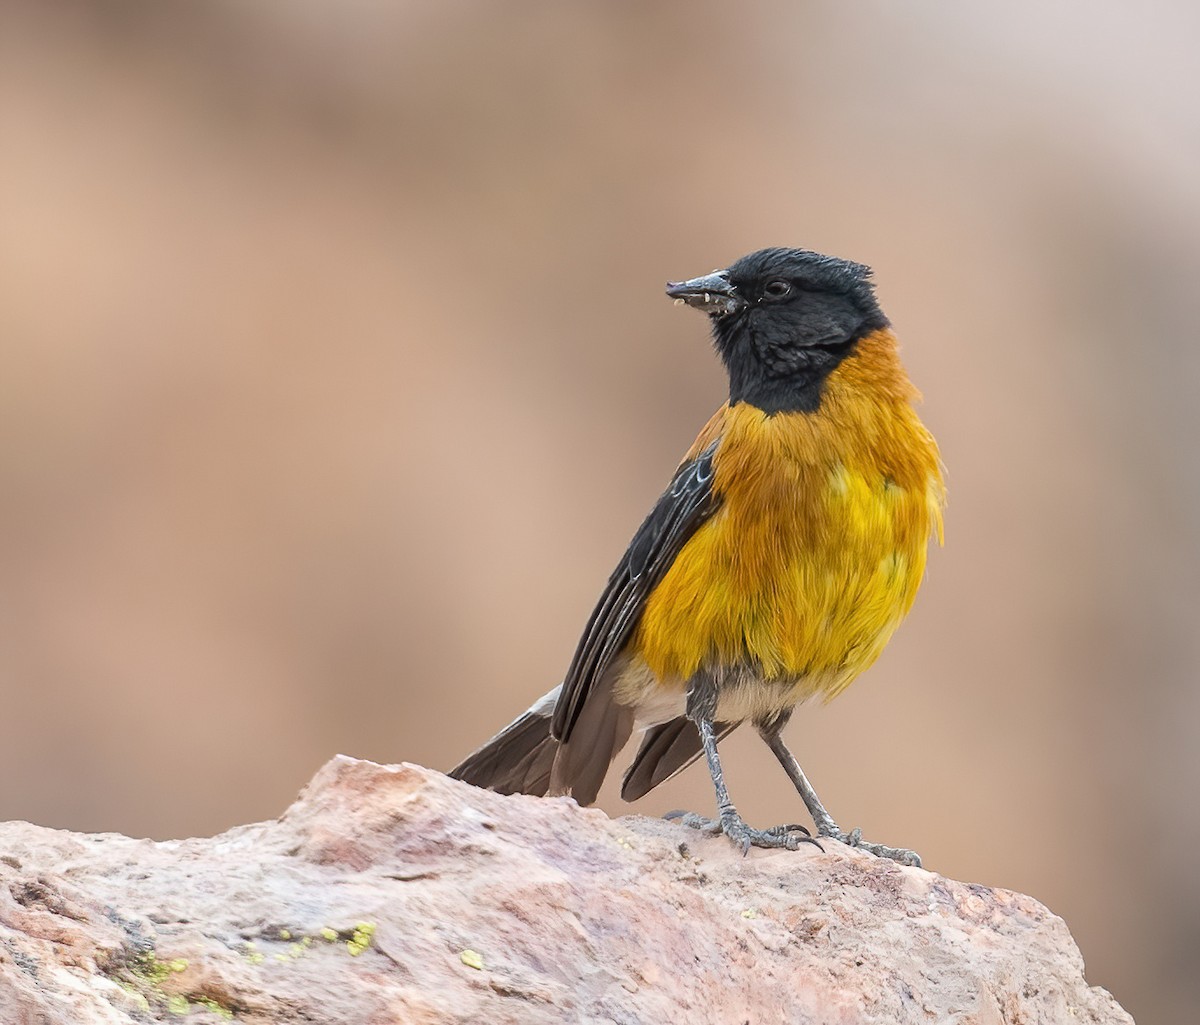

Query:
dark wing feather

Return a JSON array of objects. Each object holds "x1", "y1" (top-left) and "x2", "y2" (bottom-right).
[
  {"x1": 620, "y1": 717, "x2": 740, "y2": 801},
  {"x1": 551, "y1": 441, "x2": 722, "y2": 743}
]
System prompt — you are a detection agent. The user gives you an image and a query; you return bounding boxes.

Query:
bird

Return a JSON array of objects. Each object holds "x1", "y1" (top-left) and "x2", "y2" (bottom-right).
[{"x1": 450, "y1": 246, "x2": 944, "y2": 864}]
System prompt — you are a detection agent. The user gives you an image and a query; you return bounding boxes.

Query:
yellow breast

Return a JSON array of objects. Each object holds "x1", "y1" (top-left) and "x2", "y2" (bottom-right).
[{"x1": 631, "y1": 329, "x2": 944, "y2": 708}]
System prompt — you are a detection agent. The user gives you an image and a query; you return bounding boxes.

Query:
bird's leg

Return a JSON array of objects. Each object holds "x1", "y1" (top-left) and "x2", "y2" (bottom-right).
[
  {"x1": 758, "y1": 724, "x2": 922, "y2": 867},
  {"x1": 668, "y1": 684, "x2": 817, "y2": 853},
  {"x1": 668, "y1": 719, "x2": 818, "y2": 853}
]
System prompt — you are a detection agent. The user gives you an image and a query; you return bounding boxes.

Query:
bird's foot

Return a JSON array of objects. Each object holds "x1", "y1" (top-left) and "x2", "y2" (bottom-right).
[
  {"x1": 665, "y1": 810, "x2": 822, "y2": 855},
  {"x1": 818, "y1": 825, "x2": 921, "y2": 867}
]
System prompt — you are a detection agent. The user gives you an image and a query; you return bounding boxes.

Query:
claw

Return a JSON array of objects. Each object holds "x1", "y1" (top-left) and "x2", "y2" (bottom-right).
[
  {"x1": 763, "y1": 822, "x2": 812, "y2": 838},
  {"x1": 664, "y1": 810, "x2": 721, "y2": 834},
  {"x1": 668, "y1": 810, "x2": 823, "y2": 853},
  {"x1": 817, "y1": 824, "x2": 920, "y2": 867}
]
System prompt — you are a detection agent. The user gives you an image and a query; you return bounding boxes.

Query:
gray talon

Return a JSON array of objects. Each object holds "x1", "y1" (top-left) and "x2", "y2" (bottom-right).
[
  {"x1": 763, "y1": 822, "x2": 812, "y2": 838},
  {"x1": 818, "y1": 824, "x2": 921, "y2": 867},
  {"x1": 673, "y1": 811, "x2": 821, "y2": 853}
]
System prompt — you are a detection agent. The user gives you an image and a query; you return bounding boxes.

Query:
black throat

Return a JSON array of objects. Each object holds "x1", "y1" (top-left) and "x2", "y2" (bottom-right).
[
  {"x1": 712, "y1": 306, "x2": 880, "y2": 415},
  {"x1": 724, "y1": 335, "x2": 860, "y2": 414}
]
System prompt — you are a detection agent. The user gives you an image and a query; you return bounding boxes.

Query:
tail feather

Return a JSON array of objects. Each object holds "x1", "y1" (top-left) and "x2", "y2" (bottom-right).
[
  {"x1": 620, "y1": 716, "x2": 740, "y2": 801},
  {"x1": 548, "y1": 675, "x2": 633, "y2": 807},
  {"x1": 453, "y1": 683, "x2": 733, "y2": 807},
  {"x1": 449, "y1": 688, "x2": 560, "y2": 797}
]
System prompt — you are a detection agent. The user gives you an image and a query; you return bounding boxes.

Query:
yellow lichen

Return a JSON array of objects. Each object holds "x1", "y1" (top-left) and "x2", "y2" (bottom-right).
[
  {"x1": 128, "y1": 952, "x2": 173, "y2": 987},
  {"x1": 112, "y1": 950, "x2": 235, "y2": 1020},
  {"x1": 346, "y1": 922, "x2": 376, "y2": 956},
  {"x1": 197, "y1": 997, "x2": 235, "y2": 1020},
  {"x1": 460, "y1": 949, "x2": 484, "y2": 970}
]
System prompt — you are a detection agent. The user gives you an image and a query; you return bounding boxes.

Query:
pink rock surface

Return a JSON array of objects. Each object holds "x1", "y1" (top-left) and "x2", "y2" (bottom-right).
[{"x1": 0, "y1": 757, "x2": 1132, "y2": 1024}]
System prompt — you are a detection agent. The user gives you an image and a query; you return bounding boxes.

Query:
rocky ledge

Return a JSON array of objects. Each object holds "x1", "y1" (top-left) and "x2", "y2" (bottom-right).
[{"x1": 0, "y1": 757, "x2": 1132, "y2": 1024}]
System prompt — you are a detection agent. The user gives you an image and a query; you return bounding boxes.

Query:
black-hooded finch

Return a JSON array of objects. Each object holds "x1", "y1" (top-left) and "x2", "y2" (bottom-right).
[{"x1": 450, "y1": 246, "x2": 944, "y2": 864}]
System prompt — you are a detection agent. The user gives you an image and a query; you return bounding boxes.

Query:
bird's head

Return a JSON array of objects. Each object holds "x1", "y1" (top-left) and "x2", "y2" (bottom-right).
[{"x1": 666, "y1": 247, "x2": 888, "y2": 414}]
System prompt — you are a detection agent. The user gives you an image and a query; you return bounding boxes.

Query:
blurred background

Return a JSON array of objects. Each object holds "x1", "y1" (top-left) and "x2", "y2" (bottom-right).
[{"x1": 1, "y1": 2, "x2": 1196, "y2": 1020}]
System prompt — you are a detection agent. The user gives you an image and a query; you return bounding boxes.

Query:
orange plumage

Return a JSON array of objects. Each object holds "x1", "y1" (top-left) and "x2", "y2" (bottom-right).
[{"x1": 629, "y1": 328, "x2": 944, "y2": 715}]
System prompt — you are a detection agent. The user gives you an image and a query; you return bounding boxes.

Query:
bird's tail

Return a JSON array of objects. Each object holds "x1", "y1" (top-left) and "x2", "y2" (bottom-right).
[
  {"x1": 448, "y1": 687, "x2": 561, "y2": 797},
  {"x1": 620, "y1": 716, "x2": 739, "y2": 801},
  {"x1": 449, "y1": 680, "x2": 635, "y2": 806}
]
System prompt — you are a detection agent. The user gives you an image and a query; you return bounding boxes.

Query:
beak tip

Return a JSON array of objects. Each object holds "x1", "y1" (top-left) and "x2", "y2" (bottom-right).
[{"x1": 665, "y1": 270, "x2": 741, "y2": 315}]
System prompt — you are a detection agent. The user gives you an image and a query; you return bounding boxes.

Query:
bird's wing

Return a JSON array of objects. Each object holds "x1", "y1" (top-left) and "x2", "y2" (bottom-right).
[
  {"x1": 551, "y1": 438, "x2": 723, "y2": 743},
  {"x1": 620, "y1": 716, "x2": 740, "y2": 801}
]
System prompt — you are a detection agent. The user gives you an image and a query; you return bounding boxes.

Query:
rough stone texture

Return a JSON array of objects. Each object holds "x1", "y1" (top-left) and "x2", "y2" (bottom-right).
[{"x1": 0, "y1": 757, "x2": 1132, "y2": 1025}]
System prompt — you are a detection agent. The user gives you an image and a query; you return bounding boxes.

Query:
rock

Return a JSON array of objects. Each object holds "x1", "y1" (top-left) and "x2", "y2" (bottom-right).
[{"x1": 0, "y1": 757, "x2": 1132, "y2": 1025}]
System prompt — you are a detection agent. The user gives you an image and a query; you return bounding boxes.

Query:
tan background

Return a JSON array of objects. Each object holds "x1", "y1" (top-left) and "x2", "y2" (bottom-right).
[{"x1": 2, "y1": 3, "x2": 1197, "y2": 1022}]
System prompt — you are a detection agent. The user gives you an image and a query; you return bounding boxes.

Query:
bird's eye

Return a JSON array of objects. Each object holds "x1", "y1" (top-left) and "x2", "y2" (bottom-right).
[{"x1": 762, "y1": 280, "x2": 792, "y2": 300}]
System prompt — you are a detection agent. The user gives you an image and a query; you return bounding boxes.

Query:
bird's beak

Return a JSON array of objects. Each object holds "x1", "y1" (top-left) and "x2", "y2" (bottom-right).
[{"x1": 665, "y1": 270, "x2": 746, "y2": 317}]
